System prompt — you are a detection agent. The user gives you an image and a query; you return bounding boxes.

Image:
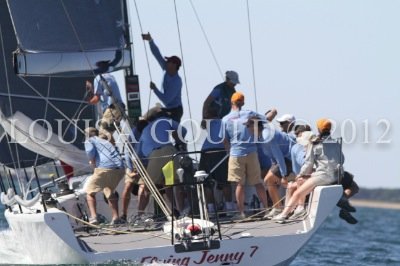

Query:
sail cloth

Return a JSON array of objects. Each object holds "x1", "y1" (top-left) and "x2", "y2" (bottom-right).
[
  {"x1": 0, "y1": 110, "x2": 90, "y2": 172},
  {"x1": 0, "y1": 0, "x2": 97, "y2": 167},
  {"x1": 7, "y1": 0, "x2": 131, "y2": 76}
]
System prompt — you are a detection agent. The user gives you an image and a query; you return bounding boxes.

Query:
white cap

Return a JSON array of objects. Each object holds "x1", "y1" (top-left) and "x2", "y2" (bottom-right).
[
  {"x1": 225, "y1": 71, "x2": 240, "y2": 84},
  {"x1": 276, "y1": 114, "x2": 295, "y2": 123}
]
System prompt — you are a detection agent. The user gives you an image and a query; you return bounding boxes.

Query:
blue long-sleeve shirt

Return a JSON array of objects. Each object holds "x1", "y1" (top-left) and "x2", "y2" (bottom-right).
[
  {"x1": 85, "y1": 136, "x2": 123, "y2": 169},
  {"x1": 261, "y1": 129, "x2": 295, "y2": 176},
  {"x1": 290, "y1": 143, "x2": 306, "y2": 175},
  {"x1": 149, "y1": 40, "x2": 182, "y2": 109},
  {"x1": 93, "y1": 73, "x2": 123, "y2": 112},
  {"x1": 136, "y1": 117, "x2": 187, "y2": 158}
]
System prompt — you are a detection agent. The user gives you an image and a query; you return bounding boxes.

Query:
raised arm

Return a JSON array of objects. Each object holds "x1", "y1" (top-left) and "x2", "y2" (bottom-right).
[{"x1": 142, "y1": 33, "x2": 166, "y2": 70}]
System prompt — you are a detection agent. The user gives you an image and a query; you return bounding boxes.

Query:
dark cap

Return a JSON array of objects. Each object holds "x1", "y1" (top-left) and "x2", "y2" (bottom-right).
[{"x1": 165, "y1": 56, "x2": 181, "y2": 68}]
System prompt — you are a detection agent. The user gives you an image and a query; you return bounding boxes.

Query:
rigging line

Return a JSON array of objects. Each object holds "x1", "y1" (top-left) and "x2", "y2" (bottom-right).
[
  {"x1": 116, "y1": 125, "x2": 172, "y2": 218},
  {"x1": 173, "y1": 0, "x2": 198, "y2": 159},
  {"x1": 62, "y1": 210, "x2": 171, "y2": 240},
  {"x1": 18, "y1": 76, "x2": 85, "y2": 135},
  {"x1": 246, "y1": 0, "x2": 259, "y2": 113},
  {"x1": 33, "y1": 77, "x2": 52, "y2": 168},
  {"x1": 133, "y1": 0, "x2": 153, "y2": 114},
  {"x1": 188, "y1": 0, "x2": 223, "y2": 80}
]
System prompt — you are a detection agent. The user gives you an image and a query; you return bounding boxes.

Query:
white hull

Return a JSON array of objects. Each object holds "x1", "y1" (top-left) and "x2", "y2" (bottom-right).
[{"x1": 4, "y1": 185, "x2": 342, "y2": 265}]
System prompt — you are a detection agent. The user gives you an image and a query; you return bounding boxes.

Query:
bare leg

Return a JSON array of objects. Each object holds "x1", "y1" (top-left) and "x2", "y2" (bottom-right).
[
  {"x1": 86, "y1": 193, "x2": 97, "y2": 219},
  {"x1": 107, "y1": 194, "x2": 119, "y2": 221},
  {"x1": 235, "y1": 183, "x2": 245, "y2": 214},
  {"x1": 222, "y1": 184, "x2": 232, "y2": 202},
  {"x1": 121, "y1": 182, "x2": 133, "y2": 217},
  {"x1": 344, "y1": 181, "x2": 359, "y2": 199},
  {"x1": 264, "y1": 170, "x2": 282, "y2": 208},
  {"x1": 255, "y1": 183, "x2": 269, "y2": 209},
  {"x1": 137, "y1": 185, "x2": 150, "y2": 215},
  {"x1": 281, "y1": 179, "x2": 316, "y2": 217}
]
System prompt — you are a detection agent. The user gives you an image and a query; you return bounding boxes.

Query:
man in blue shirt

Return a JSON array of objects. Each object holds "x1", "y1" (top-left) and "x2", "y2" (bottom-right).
[
  {"x1": 260, "y1": 120, "x2": 296, "y2": 219},
  {"x1": 136, "y1": 105, "x2": 187, "y2": 214},
  {"x1": 202, "y1": 71, "x2": 240, "y2": 127},
  {"x1": 86, "y1": 73, "x2": 125, "y2": 132},
  {"x1": 220, "y1": 92, "x2": 269, "y2": 220},
  {"x1": 199, "y1": 106, "x2": 233, "y2": 215},
  {"x1": 120, "y1": 120, "x2": 149, "y2": 222},
  {"x1": 84, "y1": 127, "x2": 125, "y2": 225},
  {"x1": 142, "y1": 33, "x2": 183, "y2": 122}
]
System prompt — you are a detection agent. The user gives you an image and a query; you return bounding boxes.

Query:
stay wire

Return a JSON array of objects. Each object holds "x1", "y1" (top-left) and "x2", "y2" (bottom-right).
[
  {"x1": 173, "y1": 0, "x2": 198, "y2": 159},
  {"x1": 188, "y1": 0, "x2": 224, "y2": 80},
  {"x1": 133, "y1": 0, "x2": 153, "y2": 115},
  {"x1": 246, "y1": 0, "x2": 259, "y2": 112}
]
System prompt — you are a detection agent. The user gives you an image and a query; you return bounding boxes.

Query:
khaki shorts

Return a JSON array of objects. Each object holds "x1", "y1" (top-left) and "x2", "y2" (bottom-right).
[
  {"x1": 139, "y1": 145, "x2": 178, "y2": 185},
  {"x1": 124, "y1": 169, "x2": 139, "y2": 184},
  {"x1": 101, "y1": 106, "x2": 122, "y2": 128},
  {"x1": 85, "y1": 168, "x2": 125, "y2": 198},
  {"x1": 228, "y1": 152, "x2": 261, "y2": 186}
]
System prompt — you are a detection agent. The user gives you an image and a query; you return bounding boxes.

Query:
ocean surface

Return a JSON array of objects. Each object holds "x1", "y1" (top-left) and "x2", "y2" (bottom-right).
[{"x1": 0, "y1": 204, "x2": 399, "y2": 265}]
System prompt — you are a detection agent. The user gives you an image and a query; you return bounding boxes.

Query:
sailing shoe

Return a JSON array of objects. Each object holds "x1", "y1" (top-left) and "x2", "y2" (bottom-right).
[
  {"x1": 119, "y1": 214, "x2": 127, "y2": 223},
  {"x1": 263, "y1": 208, "x2": 282, "y2": 220},
  {"x1": 337, "y1": 198, "x2": 356, "y2": 213},
  {"x1": 230, "y1": 212, "x2": 246, "y2": 221},
  {"x1": 110, "y1": 218, "x2": 125, "y2": 226},
  {"x1": 339, "y1": 209, "x2": 358, "y2": 225},
  {"x1": 271, "y1": 213, "x2": 288, "y2": 223},
  {"x1": 88, "y1": 217, "x2": 99, "y2": 225},
  {"x1": 290, "y1": 208, "x2": 307, "y2": 220}
]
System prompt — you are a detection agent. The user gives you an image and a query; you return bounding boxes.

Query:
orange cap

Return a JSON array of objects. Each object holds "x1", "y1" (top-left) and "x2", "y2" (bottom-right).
[
  {"x1": 316, "y1": 118, "x2": 332, "y2": 132},
  {"x1": 231, "y1": 92, "x2": 245, "y2": 103}
]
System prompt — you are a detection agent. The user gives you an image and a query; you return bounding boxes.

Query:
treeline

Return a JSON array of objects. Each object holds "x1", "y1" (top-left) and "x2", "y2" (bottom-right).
[{"x1": 354, "y1": 188, "x2": 400, "y2": 203}]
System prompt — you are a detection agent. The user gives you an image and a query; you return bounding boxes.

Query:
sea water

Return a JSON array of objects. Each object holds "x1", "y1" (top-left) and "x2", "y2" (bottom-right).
[{"x1": 0, "y1": 205, "x2": 399, "y2": 265}]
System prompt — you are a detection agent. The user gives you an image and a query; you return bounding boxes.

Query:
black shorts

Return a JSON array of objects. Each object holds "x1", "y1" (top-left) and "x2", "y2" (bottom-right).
[
  {"x1": 270, "y1": 158, "x2": 293, "y2": 178},
  {"x1": 199, "y1": 149, "x2": 228, "y2": 187},
  {"x1": 341, "y1": 171, "x2": 354, "y2": 190},
  {"x1": 162, "y1": 105, "x2": 183, "y2": 123}
]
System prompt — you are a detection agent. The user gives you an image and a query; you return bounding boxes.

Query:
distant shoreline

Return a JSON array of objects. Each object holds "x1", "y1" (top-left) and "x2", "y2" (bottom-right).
[{"x1": 350, "y1": 199, "x2": 400, "y2": 210}]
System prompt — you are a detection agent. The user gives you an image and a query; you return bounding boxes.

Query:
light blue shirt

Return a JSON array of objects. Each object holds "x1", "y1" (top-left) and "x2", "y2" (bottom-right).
[
  {"x1": 149, "y1": 40, "x2": 182, "y2": 109},
  {"x1": 261, "y1": 128, "x2": 295, "y2": 176},
  {"x1": 93, "y1": 73, "x2": 123, "y2": 112},
  {"x1": 85, "y1": 136, "x2": 123, "y2": 169},
  {"x1": 220, "y1": 109, "x2": 263, "y2": 157},
  {"x1": 137, "y1": 117, "x2": 187, "y2": 158},
  {"x1": 291, "y1": 143, "x2": 306, "y2": 175},
  {"x1": 201, "y1": 119, "x2": 225, "y2": 151},
  {"x1": 257, "y1": 143, "x2": 272, "y2": 170}
]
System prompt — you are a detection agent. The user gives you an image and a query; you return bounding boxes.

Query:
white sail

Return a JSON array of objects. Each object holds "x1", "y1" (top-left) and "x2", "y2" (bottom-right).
[{"x1": 0, "y1": 110, "x2": 89, "y2": 171}]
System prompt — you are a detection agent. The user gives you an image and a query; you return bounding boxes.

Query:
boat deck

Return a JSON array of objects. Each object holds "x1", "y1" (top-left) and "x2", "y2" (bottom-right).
[{"x1": 78, "y1": 217, "x2": 311, "y2": 253}]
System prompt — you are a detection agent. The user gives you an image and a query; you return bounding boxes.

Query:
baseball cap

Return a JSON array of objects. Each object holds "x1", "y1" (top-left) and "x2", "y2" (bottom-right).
[
  {"x1": 225, "y1": 71, "x2": 240, "y2": 84},
  {"x1": 231, "y1": 92, "x2": 244, "y2": 103},
  {"x1": 164, "y1": 56, "x2": 181, "y2": 68},
  {"x1": 276, "y1": 114, "x2": 295, "y2": 123},
  {"x1": 316, "y1": 118, "x2": 332, "y2": 132}
]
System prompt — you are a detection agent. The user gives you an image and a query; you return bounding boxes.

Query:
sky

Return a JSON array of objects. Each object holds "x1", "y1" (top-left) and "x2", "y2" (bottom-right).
[{"x1": 124, "y1": 0, "x2": 399, "y2": 188}]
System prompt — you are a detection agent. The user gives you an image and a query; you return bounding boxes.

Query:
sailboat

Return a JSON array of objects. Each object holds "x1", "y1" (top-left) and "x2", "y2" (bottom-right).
[{"x1": 0, "y1": 0, "x2": 343, "y2": 265}]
